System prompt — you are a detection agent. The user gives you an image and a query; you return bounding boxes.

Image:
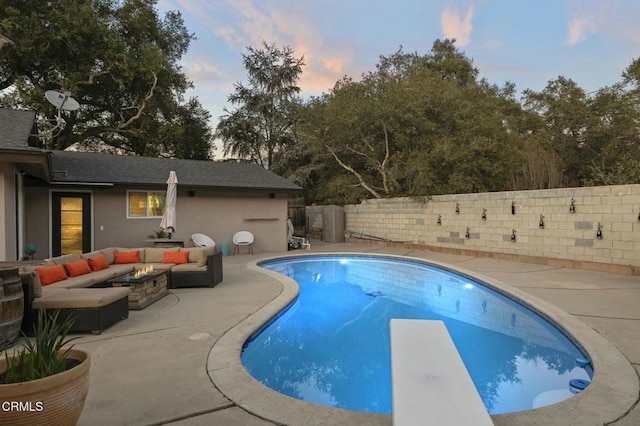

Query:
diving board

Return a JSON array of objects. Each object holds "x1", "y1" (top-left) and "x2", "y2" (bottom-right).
[{"x1": 390, "y1": 319, "x2": 494, "y2": 426}]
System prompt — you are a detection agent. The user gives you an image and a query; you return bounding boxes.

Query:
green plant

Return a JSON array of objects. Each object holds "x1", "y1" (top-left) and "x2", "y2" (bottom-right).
[
  {"x1": 148, "y1": 229, "x2": 168, "y2": 239},
  {"x1": 3, "y1": 310, "x2": 78, "y2": 383}
]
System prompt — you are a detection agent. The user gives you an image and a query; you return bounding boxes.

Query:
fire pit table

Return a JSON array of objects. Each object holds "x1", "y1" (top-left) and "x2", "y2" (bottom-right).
[{"x1": 106, "y1": 270, "x2": 169, "y2": 310}]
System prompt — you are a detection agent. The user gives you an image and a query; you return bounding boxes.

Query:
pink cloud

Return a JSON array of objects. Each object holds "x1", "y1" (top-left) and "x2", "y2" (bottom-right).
[
  {"x1": 441, "y1": 5, "x2": 475, "y2": 46},
  {"x1": 565, "y1": 17, "x2": 597, "y2": 46},
  {"x1": 205, "y1": 1, "x2": 355, "y2": 95}
]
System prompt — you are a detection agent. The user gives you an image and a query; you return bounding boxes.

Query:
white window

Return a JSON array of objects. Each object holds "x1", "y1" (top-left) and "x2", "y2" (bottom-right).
[{"x1": 127, "y1": 191, "x2": 166, "y2": 218}]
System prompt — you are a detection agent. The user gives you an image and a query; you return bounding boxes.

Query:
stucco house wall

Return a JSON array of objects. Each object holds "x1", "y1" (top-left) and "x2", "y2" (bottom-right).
[
  {"x1": 22, "y1": 186, "x2": 49, "y2": 259},
  {"x1": 91, "y1": 188, "x2": 287, "y2": 253},
  {"x1": 0, "y1": 108, "x2": 47, "y2": 261},
  {"x1": 21, "y1": 186, "x2": 289, "y2": 259}
]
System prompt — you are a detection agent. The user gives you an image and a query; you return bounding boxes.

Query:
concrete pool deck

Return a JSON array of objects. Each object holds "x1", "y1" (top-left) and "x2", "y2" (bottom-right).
[{"x1": 72, "y1": 241, "x2": 639, "y2": 425}]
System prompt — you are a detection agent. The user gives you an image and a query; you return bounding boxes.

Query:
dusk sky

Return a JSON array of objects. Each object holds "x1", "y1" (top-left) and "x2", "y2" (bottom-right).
[{"x1": 157, "y1": 0, "x2": 640, "y2": 155}]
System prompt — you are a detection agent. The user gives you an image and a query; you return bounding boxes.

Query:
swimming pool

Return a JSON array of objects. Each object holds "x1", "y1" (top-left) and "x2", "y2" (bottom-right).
[{"x1": 242, "y1": 255, "x2": 593, "y2": 415}]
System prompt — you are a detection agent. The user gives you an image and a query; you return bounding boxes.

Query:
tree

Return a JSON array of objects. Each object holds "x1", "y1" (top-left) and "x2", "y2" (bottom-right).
[
  {"x1": 509, "y1": 132, "x2": 567, "y2": 190},
  {"x1": 299, "y1": 41, "x2": 521, "y2": 203},
  {"x1": 584, "y1": 77, "x2": 640, "y2": 185},
  {"x1": 522, "y1": 68, "x2": 640, "y2": 187},
  {"x1": 215, "y1": 41, "x2": 305, "y2": 168},
  {"x1": 286, "y1": 41, "x2": 639, "y2": 203},
  {"x1": 161, "y1": 98, "x2": 214, "y2": 160},
  {"x1": 522, "y1": 77, "x2": 593, "y2": 186},
  {"x1": 0, "y1": 0, "x2": 212, "y2": 159}
]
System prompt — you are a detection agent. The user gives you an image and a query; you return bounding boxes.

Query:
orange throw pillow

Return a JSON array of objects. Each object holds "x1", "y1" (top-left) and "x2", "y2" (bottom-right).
[
  {"x1": 163, "y1": 251, "x2": 189, "y2": 264},
  {"x1": 64, "y1": 259, "x2": 92, "y2": 277},
  {"x1": 88, "y1": 254, "x2": 110, "y2": 271},
  {"x1": 36, "y1": 264, "x2": 68, "y2": 286},
  {"x1": 114, "y1": 250, "x2": 141, "y2": 264}
]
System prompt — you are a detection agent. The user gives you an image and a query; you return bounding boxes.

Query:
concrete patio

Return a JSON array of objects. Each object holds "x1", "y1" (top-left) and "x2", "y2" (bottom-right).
[{"x1": 69, "y1": 241, "x2": 639, "y2": 426}]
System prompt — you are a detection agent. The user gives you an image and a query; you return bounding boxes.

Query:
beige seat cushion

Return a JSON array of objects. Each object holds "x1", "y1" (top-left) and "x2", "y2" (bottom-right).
[
  {"x1": 60, "y1": 274, "x2": 107, "y2": 289},
  {"x1": 20, "y1": 271, "x2": 43, "y2": 298},
  {"x1": 19, "y1": 261, "x2": 51, "y2": 274},
  {"x1": 99, "y1": 248, "x2": 116, "y2": 264},
  {"x1": 44, "y1": 277, "x2": 87, "y2": 289},
  {"x1": 144, "y1": 247, "x2": 179, "y2": 263},
  {"x1": 33, "y1": 287, "x2": 131, "y2": 309},
  {"x1": 107, "y1": 264, "x2": 138, "y2": 277},
  {"x1": 50, "y1": 253, "x2": 82, "y2": 265},
  {"x1": 135, "y1": 263, "x2": 174, "y2": 271},
  {"x1": 85, "y1": 268, "x2": 121, "y2": 283},
  {"x1": 171, "y1": 264, "x2": 206, "y2": 272},
  {"x1": 81, "y1": 248, "x2": 116, "y2": 265},
  {"x1": 40, "y1": 286, "x2": 69, "y2": 298},
  {"x1": 19, "y1": 262, "x2": 53, "y2": 298},
  {"x1": 80, "y1": 249, "x2": 104, "y2": 260},
  {"x1": 179, "y1": 247, "x2": 213, "y2": 267}
]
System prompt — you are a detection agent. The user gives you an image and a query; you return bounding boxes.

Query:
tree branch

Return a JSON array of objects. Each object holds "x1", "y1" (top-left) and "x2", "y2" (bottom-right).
[
  {"x1": 117, "y1": 72, "x2": 158, "y2": 130},
  {"x1": 343, "y1": 122, "x2": 395, "y2": 194},
  {"x1": 326, "y1": 145, "x2": 382, "y2": 198},
  {"x1": 0, "y1": 34, "x2": 14, "y2": 59},
  {"x1": 380, "y1": 122, "x2": 392, "y2": 193},
  {"x1": 74, "y1": 63, "x2": 116, "y2": 86}
]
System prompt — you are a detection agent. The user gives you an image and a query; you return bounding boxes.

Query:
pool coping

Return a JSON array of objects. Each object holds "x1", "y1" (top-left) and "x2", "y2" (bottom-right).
[{"x1": 207, "y1": 252, "x2": 639, "y2": 426}]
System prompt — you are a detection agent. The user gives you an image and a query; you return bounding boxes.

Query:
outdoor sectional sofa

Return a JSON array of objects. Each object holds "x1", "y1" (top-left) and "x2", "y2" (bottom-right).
[{"x1": 19, "y1": 246, "x2": 223, "y2": 334}]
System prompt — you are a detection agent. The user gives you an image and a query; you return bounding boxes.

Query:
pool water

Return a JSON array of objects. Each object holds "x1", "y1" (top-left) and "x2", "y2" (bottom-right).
[{"x1": 242, "y1": 256, "x2": 592, "y2": 414}]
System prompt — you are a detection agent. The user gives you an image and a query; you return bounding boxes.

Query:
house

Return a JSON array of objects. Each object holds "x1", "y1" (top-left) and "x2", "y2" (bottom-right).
[{"x1": 0, "y1": 108, "x2": 301, "y2": 261}]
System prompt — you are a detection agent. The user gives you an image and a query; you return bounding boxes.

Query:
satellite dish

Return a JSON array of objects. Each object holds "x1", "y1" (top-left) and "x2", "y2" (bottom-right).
[
  {"x1": 41, "y1": 90, "x2": 81, "y2": 139},
  {"x1": 45, "y1": 90, "x2": 80, "y2": 111}
]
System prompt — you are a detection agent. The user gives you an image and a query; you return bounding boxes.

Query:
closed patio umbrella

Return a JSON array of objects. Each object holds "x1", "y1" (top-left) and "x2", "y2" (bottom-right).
[{"x1": 160, "y1": 171, "x2": 178, "y2": 238}]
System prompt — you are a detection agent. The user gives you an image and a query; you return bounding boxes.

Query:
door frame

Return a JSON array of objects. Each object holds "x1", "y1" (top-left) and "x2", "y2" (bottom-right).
[{"x1": 50, "y1": 190, "x2": 94, "y2": 256}]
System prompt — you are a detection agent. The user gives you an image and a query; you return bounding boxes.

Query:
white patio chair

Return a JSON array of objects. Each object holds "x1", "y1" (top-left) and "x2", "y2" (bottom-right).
[
  {"x1": 232, "y1": 231, "x2": 254, "y2": 255},
  {"x1": 191, "y1": 233, "x2": 215, "y2": 248}
]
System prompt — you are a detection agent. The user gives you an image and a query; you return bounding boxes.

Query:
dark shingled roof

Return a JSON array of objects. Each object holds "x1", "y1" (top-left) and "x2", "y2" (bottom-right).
[
  {"x1": 50, "y1": 151, "x2": 301, "y2": 191},
  {"x1": 0, "y1": 108, "x2": 40, "y2": 150},
  {"x1": 0, "y1": 108, "x2": 299, "y2": 191}
]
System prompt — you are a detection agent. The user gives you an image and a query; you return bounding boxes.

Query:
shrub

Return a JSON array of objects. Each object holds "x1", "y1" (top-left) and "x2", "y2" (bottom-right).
[{"x1": 3, "y1": 310, "x2": 77, "y2": 383}]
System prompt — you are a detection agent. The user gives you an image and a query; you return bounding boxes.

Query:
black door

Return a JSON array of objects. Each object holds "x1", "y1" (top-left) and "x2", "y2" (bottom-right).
[{"x1": 52, "y1": 192, "x2": 92, "y2": 256}]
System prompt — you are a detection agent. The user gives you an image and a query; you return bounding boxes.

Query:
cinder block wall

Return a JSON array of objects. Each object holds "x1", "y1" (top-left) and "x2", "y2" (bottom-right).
[{"x1": 320, "y1": 184, "x2": 640, "y2": 274}]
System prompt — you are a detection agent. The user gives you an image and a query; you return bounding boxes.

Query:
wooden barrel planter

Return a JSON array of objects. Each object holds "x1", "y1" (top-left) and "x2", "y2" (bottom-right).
[{"x1": 0, "y1": 267, "x2": 24, "y2": 351}]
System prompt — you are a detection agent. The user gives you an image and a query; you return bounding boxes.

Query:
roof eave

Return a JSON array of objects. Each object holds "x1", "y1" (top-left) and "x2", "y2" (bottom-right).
[
  {"x1": 48, "y1": 181, "x2": 301, "y2": 192},
  {"x1": 0, "y1": 148, "x2": 53, "y2": 182},
  {"x1": 50, "y1": 181, "x2": 115, "y2": 187}
]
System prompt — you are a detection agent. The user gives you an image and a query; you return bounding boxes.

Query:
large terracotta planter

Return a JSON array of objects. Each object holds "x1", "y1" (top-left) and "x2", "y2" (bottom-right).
[{"x1": 0, "y1": 349, "x2": 90, "y2": 426}]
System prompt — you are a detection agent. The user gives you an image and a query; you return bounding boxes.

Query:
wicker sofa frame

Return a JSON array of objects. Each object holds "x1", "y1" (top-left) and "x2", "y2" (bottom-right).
[
  {"x1": 171, "y1": 250, "x2": 223, "y2": 288},
  {"x1": 21, "y1": 282, "x2": 129, "y2": 335}
]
